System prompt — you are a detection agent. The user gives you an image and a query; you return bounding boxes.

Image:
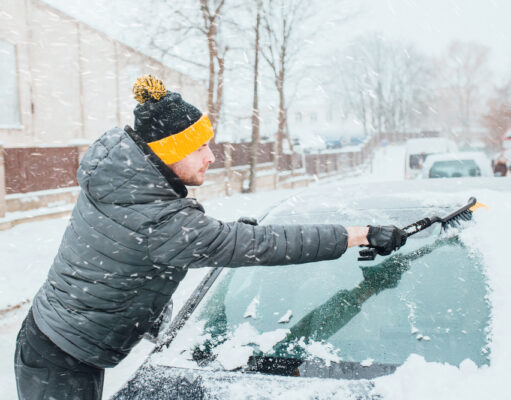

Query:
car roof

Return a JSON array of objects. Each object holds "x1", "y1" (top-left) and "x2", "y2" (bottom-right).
[{"x1": 263, "y1": 177, "x2": 510, "y2": 219}]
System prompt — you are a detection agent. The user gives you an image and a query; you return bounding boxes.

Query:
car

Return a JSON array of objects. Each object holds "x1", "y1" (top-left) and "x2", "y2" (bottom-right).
[
  {"x1": 420, "y1": 151, "x2": 493, "y2": 179},
  {"x1": 112, "y1": 177, "x2": 511, "y2": 400},
  {"x1": 404, "y1": 137, "x2": 457, "y2": 179}
]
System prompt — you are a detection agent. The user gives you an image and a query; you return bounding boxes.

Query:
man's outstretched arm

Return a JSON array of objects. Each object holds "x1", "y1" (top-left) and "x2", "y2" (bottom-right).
[
  {"x1": 148, "y1": 208, "x2": 406, "y2": 269},
  {"x1": 148, "y1": 207, "x2": 350, "y2": 269}
]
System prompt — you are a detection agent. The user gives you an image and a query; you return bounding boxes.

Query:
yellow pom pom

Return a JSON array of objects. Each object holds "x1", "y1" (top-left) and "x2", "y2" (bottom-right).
[{"x1": 133, "y1": 75, "x2": 166, "y2": 104}]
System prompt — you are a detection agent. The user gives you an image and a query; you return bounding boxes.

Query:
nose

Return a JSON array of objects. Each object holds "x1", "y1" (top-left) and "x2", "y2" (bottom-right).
[{"x1": 205, "y1": 144, "x2": 215, "y2": 165}]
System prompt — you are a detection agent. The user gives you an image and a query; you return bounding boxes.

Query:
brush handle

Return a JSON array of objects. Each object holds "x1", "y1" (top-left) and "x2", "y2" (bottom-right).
[{"x1": 402, "y1": 216, "x2": 441, "y2": 237}]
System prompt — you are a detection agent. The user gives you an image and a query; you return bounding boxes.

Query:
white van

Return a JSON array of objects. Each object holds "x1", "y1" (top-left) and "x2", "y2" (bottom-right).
[{"x1": 404, "y1": 138, "x2": 457, "y2": 179}]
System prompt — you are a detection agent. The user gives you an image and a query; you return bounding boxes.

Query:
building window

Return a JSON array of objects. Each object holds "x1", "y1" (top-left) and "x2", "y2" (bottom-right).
[
  {"x1": 295, "y1": 112, "x2": 302, "y2": 122},
  {"x1": 0, "y1": 40, "x2": 20, "y2": 128}
]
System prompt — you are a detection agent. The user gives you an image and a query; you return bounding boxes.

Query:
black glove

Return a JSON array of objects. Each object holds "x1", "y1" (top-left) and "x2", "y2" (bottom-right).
[{"x1": 367, "y1": 225, "x2": 407, "y2": 256}]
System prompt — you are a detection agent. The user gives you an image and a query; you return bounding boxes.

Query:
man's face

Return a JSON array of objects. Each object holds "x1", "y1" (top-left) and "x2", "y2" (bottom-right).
[{"x1": 168, "y1": 141, "x2": 215, "y2": 186}]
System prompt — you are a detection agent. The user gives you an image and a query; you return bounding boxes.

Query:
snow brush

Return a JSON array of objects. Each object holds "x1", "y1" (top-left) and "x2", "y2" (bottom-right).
[{"x1": 358, "y1": 197, "x2": 488, "y2": 261}]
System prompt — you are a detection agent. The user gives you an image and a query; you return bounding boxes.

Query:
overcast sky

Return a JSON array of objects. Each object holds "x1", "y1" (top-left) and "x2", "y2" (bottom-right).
[
  {"x1": 43, "y1": 0, "x2": 511, "y2": 80},
  {"x1": 348, "y1": 0, "x2": 511, "y2": 81}
]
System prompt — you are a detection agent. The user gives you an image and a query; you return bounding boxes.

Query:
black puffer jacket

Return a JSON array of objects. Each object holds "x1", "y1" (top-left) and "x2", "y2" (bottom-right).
[{"x1": 32, "y1": 126, "x2": 348, "y2": 368}]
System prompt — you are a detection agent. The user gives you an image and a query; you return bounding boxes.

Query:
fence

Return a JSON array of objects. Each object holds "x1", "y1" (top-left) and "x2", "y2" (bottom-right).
[
  {"x1": 0, "y1": 131, "x2": 436, "y2": 219},
  {"x1": 4, "y1": 147, "x2": 80, "y2": 194},
  {"x1": 209, "y1": 142, "x2": 274, "y2": 169}
]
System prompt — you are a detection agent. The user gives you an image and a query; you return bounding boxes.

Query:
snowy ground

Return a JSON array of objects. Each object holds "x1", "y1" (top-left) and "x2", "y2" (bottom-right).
[{"x1": 0, "y1": 146, "x2": 407, "y2": 399}]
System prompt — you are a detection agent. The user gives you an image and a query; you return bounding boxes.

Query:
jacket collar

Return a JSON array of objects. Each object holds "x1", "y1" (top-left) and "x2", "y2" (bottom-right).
[{"x1": 124, "y1": 125, "x2": 188, "y2": 198}]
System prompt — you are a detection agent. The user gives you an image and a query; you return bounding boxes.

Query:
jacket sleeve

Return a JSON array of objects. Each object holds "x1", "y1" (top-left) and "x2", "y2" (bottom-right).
[{"x1": 148, "y1": 206, "x2": 348, "y2": 269}]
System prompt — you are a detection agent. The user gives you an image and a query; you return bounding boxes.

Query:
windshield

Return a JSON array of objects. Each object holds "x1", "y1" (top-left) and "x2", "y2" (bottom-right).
[
  {"x1": 160, "y1": 208, "x2": 490, "y2": 379},
  {"x1": 429, "y1": 160, "x2": 481, "y2": 178}
]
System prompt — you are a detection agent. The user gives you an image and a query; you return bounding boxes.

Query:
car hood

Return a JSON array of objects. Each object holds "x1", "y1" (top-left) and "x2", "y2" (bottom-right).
[{"x1": 112, "y1": 363, "x2": 376, "y2": 400}]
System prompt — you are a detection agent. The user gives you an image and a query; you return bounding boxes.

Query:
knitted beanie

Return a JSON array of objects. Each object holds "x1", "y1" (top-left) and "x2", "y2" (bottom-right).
[{"x1": 132, "y1": 75, "x2": 214, "y2": 164}]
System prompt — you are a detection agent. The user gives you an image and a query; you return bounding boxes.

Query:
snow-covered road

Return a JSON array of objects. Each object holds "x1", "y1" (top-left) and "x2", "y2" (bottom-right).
[{"x1": 0, "y1": 145, "x2": 405, "y2": 399}]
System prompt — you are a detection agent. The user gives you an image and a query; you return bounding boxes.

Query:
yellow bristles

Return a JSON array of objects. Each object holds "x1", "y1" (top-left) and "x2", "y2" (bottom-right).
[{"x1": 469, "y1": 202, "x2": 489, "y2": 212}]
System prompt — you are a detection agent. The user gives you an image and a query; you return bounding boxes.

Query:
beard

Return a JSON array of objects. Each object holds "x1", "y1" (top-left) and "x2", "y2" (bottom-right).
[
  {"x1": 181, "y1": 173, "x2": 205, "y2": 186},
  {"x1": 169, "y1": 164, "x2": 207, "y2": 186}
]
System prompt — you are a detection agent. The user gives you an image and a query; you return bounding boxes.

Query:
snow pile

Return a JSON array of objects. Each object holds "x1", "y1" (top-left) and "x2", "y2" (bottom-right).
[
  {"x1": 301, "y1": 340, "x2": 342, "y2": 367},
  {"x1": 153, "y1": 321, "x2": 290, "y2": 371},
  {"x1": 0, "y1": 218, "x2": 69, "y2": 309},
  {"x1": 360, "y1": 358, "x2": 374, "y2": 367},
  {"x1": 151, "y1": 319, "x2": 209, "y2": 370},
  {"x1": 130, "y1": 362, "x2": 374, "y2": 400}
]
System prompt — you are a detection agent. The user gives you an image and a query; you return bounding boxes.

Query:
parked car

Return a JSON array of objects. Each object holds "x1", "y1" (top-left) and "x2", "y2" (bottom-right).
[
  {"x1": 113, "y1": 178, "x2": 510, "y2": 400},
  {"x1": 420, "y1": 152, "x2": 493, "y2": 179},
  {"x1": 404, "y1": 138, "x2": 457, "y2": 179}
]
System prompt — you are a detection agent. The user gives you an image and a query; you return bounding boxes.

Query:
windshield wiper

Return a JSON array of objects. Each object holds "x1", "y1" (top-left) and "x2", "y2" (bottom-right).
[
  {"x1": 154, "y1": 267, "x2": 224, "y2": 352},
  {"x1": 246, "y1": 356, "x2": 398, "y2": 380}
]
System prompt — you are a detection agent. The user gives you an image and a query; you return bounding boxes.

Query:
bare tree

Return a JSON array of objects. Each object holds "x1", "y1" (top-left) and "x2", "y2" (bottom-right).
[
  {"x1": 328, "y1": 34, "x2": 434, "y2": 135},
  {"x1": 248, "y1": 0, "x2": 262, "y2": 192},
  {"x1": 384, "y1": 43, "x2": 434, "y2": 132},
  {"x1": 482, "y1": 81, "x2": 511, "y2": 148},
  {"x1": 200, "y1": 0, "x2": 228, "y2": 134},
  {"x1": 141, "y1": 0, "x2": 242, "y2": 196},
  {"x1": 259, "y1": 0, "x2": 317, "y2": 188},
  {"x1": 328, "y1": 50, "x2": 370, "y2": 135},
  {"x1": 143, "y1": 0, "x2": 232, "y2": 137},
  {"x1": 437, "y1": 41, "x2": 490, "y2": 138}
]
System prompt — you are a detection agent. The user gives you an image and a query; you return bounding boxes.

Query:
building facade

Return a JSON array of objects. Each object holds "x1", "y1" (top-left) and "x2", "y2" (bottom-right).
[{"x1": 0, "y1": 0, "x2": 206, "y2": 147}]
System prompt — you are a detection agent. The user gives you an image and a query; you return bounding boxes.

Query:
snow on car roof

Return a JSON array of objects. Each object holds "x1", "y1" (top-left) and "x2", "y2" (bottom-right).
[{"x1": 264, "y1": 177, "x2": 509, "y2": 219}]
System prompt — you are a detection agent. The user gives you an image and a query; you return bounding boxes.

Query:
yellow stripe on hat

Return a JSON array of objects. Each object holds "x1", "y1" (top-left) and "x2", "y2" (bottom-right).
[{"x1": 147, "y1": 115, "x2": 214, "y2": 164}]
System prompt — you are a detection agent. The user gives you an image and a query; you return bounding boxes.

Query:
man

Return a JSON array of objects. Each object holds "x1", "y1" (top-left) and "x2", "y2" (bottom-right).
[{"x1": 14, "y1": 75, "x2": 407, "y2": 399}]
